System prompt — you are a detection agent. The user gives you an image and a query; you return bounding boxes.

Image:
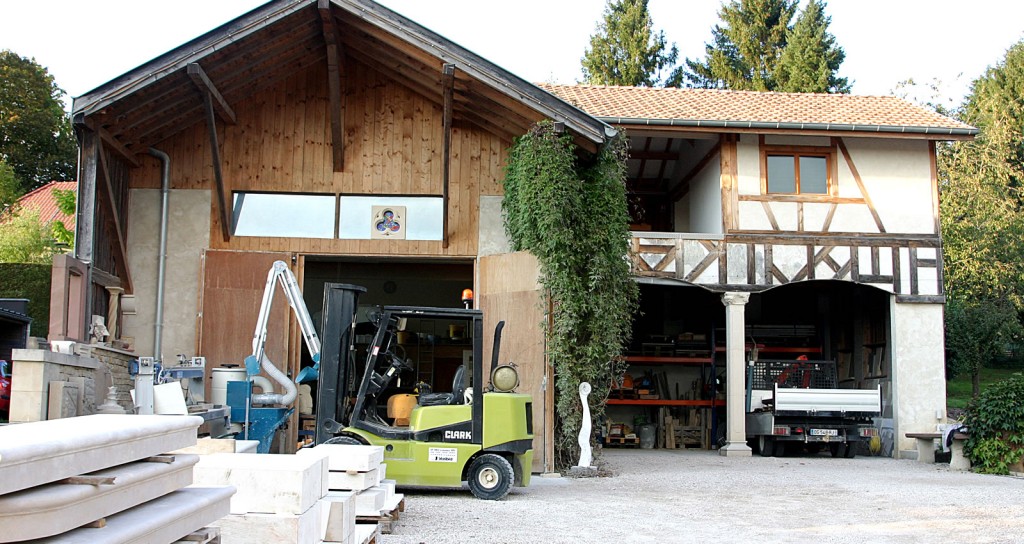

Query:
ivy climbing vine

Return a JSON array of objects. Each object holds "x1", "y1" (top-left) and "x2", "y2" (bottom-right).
[{"x1": 502, "y1": 121, "x2": 638, "y2": 468}]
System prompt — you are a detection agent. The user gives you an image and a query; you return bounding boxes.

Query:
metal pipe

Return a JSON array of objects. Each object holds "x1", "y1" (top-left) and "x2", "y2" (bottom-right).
[{"x1": 148, "y1": 147, "x2": 171, "y2": 364}]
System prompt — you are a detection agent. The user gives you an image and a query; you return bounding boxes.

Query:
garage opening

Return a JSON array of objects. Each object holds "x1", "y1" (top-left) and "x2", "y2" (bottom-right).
[
  {"x1": 298, "y1": 258, "x2": 474, "y2": 439},
  {"x1": 609, "y1": 280, "x2": 893, "y2": 454}
]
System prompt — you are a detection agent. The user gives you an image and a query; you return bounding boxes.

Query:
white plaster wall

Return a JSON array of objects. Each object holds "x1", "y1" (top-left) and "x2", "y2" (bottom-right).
[
  {"x1": 890, "y1": 300, "x2": 947, "y2": 458},
  {"x1": 689, "y1": 161, "x2": 722, "y2": 234},
  {"x1": 123, "y1": 189, "x2": 211, "y2": 363},
  {"x1": 735, "y1": 135, "x2": 934, "y2": 235},
  {"x1": 843, "y1": 138, "x2": 934, "y2": 234},
  {"x1": 735, "y1": 135, "x2": 762, "y2": 195},
  {"x1": 673, "y1": 193, "x2": 691, "y2": 231},
  {"x1": 477, "y1": 195, "x2": 510, "y2": 257}
]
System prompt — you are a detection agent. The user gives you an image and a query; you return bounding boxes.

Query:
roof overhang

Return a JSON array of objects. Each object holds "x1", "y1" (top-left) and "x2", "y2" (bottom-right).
[
  {"x1": 601, "y1": 117, "x2": 978, "y2": 141},
  {"x1": 71, "y1": 0, "x2": 612, "y2": 159}
]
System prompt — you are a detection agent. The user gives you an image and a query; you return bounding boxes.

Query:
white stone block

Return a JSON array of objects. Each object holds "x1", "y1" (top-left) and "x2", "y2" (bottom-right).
[
  {"x1": 379, "y1": 479, "x2": 396, "y2": 501},
  {"x1": 0, "y1": 454, "x2": 199, "y2": 541},
  {"x1": 298, "y1": 444, "x2": 384, "y2": 472},
  {"x1": 193, "y1": 453, "x2": 327, "y2": 515},
  {"x1": 213, "y1": 504, "x2": 321, "y2": 544},
  {"x1": 378, "y1": 462, "x2": 387, "y2": 480},
  {"x1": 0, "y1": 414, "x2": 202, "y2": 495},
  {"x1": 32, "y1": 485, "x2": 234, "y2": 544},
  {"x1": 354, "y1": 487, "x2": 386, "y2": 516},
  {"x1": 320, "y1": 491, "x2": 356, "y2": 543},
  {"x1": 353, "y1": 523, "x2": 381, "y2": 544},
  {"x1": 327, "y1": 467, "x2": 380, "y2": 491}
]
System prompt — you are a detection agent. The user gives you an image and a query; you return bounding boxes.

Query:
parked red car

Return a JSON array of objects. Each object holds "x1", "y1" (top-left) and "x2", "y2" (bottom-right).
[{"x1": 0, "y1": 360, "x2": 11, "y2": 418}]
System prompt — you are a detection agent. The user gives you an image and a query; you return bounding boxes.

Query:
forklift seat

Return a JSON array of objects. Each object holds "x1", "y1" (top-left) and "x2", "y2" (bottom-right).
[{"x1": 418, "y1": 365, "x2": 465, "y2": 406}]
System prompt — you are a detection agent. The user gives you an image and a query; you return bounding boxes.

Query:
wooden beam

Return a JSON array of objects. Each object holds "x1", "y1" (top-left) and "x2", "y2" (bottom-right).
[
  {"x1": 186, "y1": 63, "x2": 236, "y2": 124},
  {"x1": 319, "y1": 0, "x2": 345, "y2": 172},
  {"x1": 720, "y1": 135, "x2": 738, "y2": 232},
  {"x1": 202, "y1": 91, "x2": 232, "y2": 242},
  {"x1": 442, "y1": 63, "x2": 454, "y2": 249},
  {"x1": 82, "y1": 117, "x2": 140, "y2": 168},
  {"x1": 836, "y1": 138, "x2": 886, "y2": 233},
  {"x1": 96, "y1": 141, "x2": 134, "y2": 294}
]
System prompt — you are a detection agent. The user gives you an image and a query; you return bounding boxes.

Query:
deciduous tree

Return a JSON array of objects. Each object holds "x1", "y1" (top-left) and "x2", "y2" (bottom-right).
[
  {"x1": 0, "y1": 50, "x2": 77, "y2": 193},
  {"x1": 581, "y1": 0, "x2": 678, "y2": 87},
  {"x1": 940, "y1": 41, "x2": 1024, "y2": 395}
]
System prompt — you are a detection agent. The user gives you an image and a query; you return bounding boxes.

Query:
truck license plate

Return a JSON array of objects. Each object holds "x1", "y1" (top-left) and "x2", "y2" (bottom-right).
[{"x1": 809, "y1": 429, "x2": 838, "y2": 436}]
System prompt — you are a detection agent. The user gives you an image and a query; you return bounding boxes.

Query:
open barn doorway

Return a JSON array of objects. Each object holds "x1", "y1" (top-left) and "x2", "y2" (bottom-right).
[{"x1": 297, "y1": 257, "x2": 475, "y2": 441}]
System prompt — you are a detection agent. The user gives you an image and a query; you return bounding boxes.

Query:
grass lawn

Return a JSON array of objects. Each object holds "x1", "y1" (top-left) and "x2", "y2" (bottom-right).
[{"x1": 947, "y1": 367, "x2": 1024, "y2": 410}]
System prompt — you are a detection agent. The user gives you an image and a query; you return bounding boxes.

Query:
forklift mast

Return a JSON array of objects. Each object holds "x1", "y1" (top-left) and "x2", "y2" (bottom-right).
[{"x1": 313, "y1": 283, "x2": 367, "y2": 442}]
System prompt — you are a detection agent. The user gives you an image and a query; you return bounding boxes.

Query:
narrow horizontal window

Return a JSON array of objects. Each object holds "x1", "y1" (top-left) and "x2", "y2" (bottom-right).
[
  {"x1": 232, "y1": 193, "x2": 335, "y2": 238},
  {"x1": 339, "y1": 196, "x2": 443, "y2": 240}
]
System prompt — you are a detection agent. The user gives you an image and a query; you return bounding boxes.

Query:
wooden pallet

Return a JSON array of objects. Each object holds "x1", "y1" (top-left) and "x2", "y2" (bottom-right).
[
  {"x1": 356, "y1": 498, "x2": 406, "y2": 534},
  {"x1": 603, "y1": 436, "x2": 640, "y2": 448},
  {"x1": 174, "y1": 527, "x2": 221, "y2": 544}
]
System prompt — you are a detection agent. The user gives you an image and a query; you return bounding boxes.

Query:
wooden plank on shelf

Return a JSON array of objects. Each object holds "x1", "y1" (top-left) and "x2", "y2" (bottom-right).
[{"x1": 607, "y1": 399, "x2": 724, "y2": 407}]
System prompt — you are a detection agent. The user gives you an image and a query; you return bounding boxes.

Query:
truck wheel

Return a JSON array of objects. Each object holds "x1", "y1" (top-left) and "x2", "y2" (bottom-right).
[
  {"x1": 829, "y1": 443, "x2": 845, "y2": 457},
  {"x1": 844, "y1": 441, "x2": 857, "y2": 458},
  {"x1": 758, "y1": 436, "x2": 773, "y2": 457},
  {"x1": 772, "y1": 440, "x2": 786, "y2": 457},
  {"x1": 467, "y1": 454, "x2": 514, "y2": 500}
]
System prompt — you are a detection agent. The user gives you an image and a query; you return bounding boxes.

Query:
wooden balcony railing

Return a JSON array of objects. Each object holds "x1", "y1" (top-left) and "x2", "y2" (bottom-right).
[{"x1": 630, "y1": 231, "x2": 943, "y2": 303}]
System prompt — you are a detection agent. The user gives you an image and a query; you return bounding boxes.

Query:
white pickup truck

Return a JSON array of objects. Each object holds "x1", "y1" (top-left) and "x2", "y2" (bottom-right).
[{"x1": 745, "y1": 360, "x2": 881, "y2": 458}]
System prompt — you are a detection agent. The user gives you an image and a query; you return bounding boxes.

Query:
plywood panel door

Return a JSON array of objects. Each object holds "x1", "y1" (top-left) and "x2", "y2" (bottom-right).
[
  {"x1": 198, "y1": 250, "x2": 291, "y2": 400},
  {"x1": 478, "y1": 252, "x2": 552, "y2": 473}
]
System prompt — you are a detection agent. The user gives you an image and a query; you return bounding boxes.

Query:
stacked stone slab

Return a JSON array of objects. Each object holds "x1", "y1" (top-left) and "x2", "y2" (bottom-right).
[
  {"x1": 298, "y1": 444, "x2": 405, "y2": 538},
  {"x1": 0, "y1": 414, "x2": 234, "y2": 543}
]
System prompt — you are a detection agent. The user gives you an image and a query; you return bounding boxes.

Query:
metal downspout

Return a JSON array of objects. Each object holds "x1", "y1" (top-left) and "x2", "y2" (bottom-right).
[{"x1": 148, "y1": 148, "x2": 171, "y2": 364}]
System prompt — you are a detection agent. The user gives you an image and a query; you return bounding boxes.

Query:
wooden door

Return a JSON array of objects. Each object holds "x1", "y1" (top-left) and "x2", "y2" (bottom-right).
[
  {"x1": 198, "y1": 250, "x2": 292, "y2": 400},
  {"x1": 478, "y1": 252, "x2": 552, "y2": 473}
]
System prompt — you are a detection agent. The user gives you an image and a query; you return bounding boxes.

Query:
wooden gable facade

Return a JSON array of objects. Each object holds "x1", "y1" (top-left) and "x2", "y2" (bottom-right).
[{"x1": 61, "y1": 0, "x2": 609, "y2": 463}]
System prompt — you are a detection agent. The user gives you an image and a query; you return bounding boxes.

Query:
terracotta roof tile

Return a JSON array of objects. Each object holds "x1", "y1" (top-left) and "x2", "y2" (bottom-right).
[
  {"x1": 14, "y1": 181, "x2": 77, "y2": 230},
  {"x1": 538, "y1": 84, "x2": 975, "y2": 135}
]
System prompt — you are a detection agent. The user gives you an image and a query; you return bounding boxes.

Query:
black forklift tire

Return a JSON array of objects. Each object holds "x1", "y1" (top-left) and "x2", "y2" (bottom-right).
[
  {"x1": 467, "y1": 453, "x2": 514, "y2": 500},
  {"x1": 758, "y1": 436, "x2": 773, "y2": 457},
  {"x1": 325, "y1": 435, "x2": 366, "y2": 446}
]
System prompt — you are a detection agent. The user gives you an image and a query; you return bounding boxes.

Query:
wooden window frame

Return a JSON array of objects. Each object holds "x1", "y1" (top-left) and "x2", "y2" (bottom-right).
[{"x1": 760, "y1": 143, "x2": 837, "y2": 198}]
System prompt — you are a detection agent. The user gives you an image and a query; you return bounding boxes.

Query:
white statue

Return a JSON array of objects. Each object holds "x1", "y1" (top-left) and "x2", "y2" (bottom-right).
[{"x1": 576, "y1": 382, "x2": 593, "y2": 468}]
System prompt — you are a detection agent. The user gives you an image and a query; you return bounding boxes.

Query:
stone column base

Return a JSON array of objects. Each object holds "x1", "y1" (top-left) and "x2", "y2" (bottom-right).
[{"x1": 719, "y1": 441, "x2": 752, "y2": 457}]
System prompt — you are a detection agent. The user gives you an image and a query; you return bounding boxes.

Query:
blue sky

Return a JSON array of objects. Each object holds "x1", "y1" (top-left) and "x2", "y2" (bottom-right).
[{"x1": 1, "y1": 0, "x2": 1021, "y2": 109}]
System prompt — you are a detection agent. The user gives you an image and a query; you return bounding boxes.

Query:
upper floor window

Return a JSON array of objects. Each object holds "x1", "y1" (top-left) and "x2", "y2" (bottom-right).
[{"x1": 764, "y1": 151, "x2": 831, "y2": 195}]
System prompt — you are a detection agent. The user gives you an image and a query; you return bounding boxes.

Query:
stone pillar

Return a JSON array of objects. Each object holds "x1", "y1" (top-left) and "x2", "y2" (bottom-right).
[{"x1": 720, "y1": 292, "x2": 752, "y2": 457}]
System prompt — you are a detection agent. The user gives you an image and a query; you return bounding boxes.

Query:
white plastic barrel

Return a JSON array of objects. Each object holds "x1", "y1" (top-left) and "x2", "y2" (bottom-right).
[{"x1": 211, "y1": 367, "x2": 247, "y2": 406}]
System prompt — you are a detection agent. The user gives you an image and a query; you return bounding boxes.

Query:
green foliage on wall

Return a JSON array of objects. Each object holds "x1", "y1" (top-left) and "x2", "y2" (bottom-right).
[
  {"x1": 963, "y1": 373, "x2": 1024, "y2": 474},
  {"x1": 503, "y1": 121, "x2": 638, "y2": 468},
  {"x1": 0, "y1": 262, "x2": 51, "y2": 338}
]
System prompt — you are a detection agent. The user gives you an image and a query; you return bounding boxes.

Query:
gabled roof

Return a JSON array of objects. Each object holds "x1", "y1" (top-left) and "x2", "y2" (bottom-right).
[
  {"x1": 72, "y1": 0, "x2": 611, "y2": 156},
  {"x1": 539, "y1": 84, "x2": 977, "y2": 138},
  {"x1": 12, "y1": 181, "x2": 77, "y2": 230}
]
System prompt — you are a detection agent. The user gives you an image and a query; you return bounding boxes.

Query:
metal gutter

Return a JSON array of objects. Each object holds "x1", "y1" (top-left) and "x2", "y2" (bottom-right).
[{"x1": 598, "y1": 116, "x2": 978, "y2": 137}]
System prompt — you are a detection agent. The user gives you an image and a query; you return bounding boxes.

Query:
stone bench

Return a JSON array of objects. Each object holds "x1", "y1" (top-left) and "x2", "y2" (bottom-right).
[{"x1": 906, "y1": 432, "x2": 970, "y2": 470}]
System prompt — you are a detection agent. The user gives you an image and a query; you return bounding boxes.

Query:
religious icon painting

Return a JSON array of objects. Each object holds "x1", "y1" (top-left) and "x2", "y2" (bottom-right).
[{"x1": 371, "y1": 205, "x2": 406, "y2": 239}]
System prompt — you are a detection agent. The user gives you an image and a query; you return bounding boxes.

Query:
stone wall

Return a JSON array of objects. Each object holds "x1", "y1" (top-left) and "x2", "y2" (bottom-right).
[{"x1": 76, "y1": 344, "x2": 136, "y2": 411}]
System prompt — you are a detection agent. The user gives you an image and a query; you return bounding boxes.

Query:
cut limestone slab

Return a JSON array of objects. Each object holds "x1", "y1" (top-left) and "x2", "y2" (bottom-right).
[
  {"x1": 327, "y1": 468, "x2": 379, "y2": 492},
  {"x1": 297, "y1": 444, "x2": 384, "y2": 472},
  {"x1": 354, "y1": 487, "x2": 386, "y2": 516},
  {"x1": 0, "y1": 454, "x2": 199, "y2": 541},
  {"x1": 192, "y1": 453, "x2": 327, "y2": 515},
  {"x1": 213, "y1": 505, "x2": 321, "y2": 544},
  {"x1": 171, "y1": 438, "x2": 260, "y2": 455},
  {"x1": 353, "y1": 523, "x2": 381, "y2": 544},
  {"x1": 320, "y1": 491, "x2": 356, "y2": 543},
  {"x1": 0, "y1": 414, "x2": 202, "y2": 495},
  {"x1": 30, "y1": 485, "x2": 234, "y2": 544}
]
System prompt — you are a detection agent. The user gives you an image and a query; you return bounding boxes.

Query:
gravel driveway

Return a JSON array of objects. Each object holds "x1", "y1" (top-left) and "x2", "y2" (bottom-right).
[{"x1": 382, "y1": 449, "x2": 1024, "y2": 544}]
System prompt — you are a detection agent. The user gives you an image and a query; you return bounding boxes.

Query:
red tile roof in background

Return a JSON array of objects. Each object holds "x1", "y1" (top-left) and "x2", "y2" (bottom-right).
[
  {"x1": 15, "y1": 181, "x2": 77, "y2": 230},
  {"x1": 539, "y1": 84, "x2": 974, "y2": 133}
]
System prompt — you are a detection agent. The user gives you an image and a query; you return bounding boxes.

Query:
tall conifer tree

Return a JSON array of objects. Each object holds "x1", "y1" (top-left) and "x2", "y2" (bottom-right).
[
  {"x1": 775, "y1": 0, "x2": 850, "y2": 93},
  {"x1": 581, "y1": 0, "x2": 678, "y2": 87}
]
